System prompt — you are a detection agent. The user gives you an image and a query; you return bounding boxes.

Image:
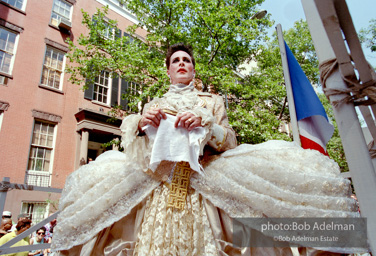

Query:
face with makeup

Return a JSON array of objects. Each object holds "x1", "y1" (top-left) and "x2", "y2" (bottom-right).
[
  {"x1": 167, "y1": 50, "x2": 195, "y2": 85},
  {"x1": 138, "y1": 44, "x2": 201, "y2": 132}
]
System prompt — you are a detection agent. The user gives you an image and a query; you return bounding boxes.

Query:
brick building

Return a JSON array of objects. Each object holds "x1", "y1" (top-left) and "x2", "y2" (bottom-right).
[{"x1": 0, "y1": 0, "x2": 146, "y2": 223}]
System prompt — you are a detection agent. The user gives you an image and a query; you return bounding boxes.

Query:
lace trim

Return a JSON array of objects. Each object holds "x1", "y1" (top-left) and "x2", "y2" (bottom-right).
[
  {"x1": 120, "y1": 114, "x2": 152, "y2": 172},
  {"x1": 52, "y1": 153, "x2": 160, "y2": 251},
  {"x1": 191, "y1": 141, "x2": 359, "y2": 219},
  {"x1": 134, "y1": 185, "x2": 217, "y2": 255},
  {"x1": 53, "y1": 140, "x2": 360, "y2": 252}
]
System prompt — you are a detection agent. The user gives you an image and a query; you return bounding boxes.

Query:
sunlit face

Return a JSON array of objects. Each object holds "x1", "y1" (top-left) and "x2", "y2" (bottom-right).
[
  {"x1": 36, "y1": 229, "x2": 46, "y2": 241},
  {"x1": 167, "y1": 50, "x2": 195, "y2": 85}
]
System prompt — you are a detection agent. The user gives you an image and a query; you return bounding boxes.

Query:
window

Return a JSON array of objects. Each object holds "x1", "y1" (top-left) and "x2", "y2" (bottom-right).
[
  {"x1": 92, "y1": 16, "x2": 120, "y2": 41},
  {"x1": 0, "y1": 102, "x2": 9, "y2": 132},
  {"x1": 50, "y1": 0, "x2": 72, "y2": 26},
  {"x1": 0, "y1": 111, "x2": 3, "y2": 132},
  {"x1": 123, "y1": 32, "x2": 134, "y2": 44},
  {"x1": 128, "y1": 81, "x2": 140, "y2": 96},
  {"x1": 0, "y1": 0, "x2": 26, "y2": 10},
  {"x1": 40, "y1": 46, "x2": 65, "y2": 90},
  {"x1": 126, "y1": 81, "x2": 142, "y2": 112},
  {"x1": 0, "y1": 27, "x2": 18, "y2": 75},
  {"x1": 103, "y1": 22, "x2": 115, "y2": 40},
  {"x1": 0, "y1": 75, "x2": 9, "y2": 85},
  {"x1": 26, "y1": 121, "x2": 56, "y2": 187},
  {"x1": 93, "y1": 71, "x2": 111, "y2": 104},
  {"x1": 21, "y1": 202, "x2": 47, "y2": 224},
  {"x1": 85, "y1": 73, "x2": 142, "y2": 110},
  {"x1": 101, "y1": 22, "x2": 121, "y2": 41}
]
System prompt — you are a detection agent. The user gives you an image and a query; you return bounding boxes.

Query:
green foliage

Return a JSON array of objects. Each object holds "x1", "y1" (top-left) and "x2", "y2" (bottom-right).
[
  {"x1": 45, "y1": 193, "x2": 59, "y2": 211},
  {"x1": 66, "y1": 1, "x2": 273, "y2": 108},
  {"x1": 228, "y1": 20, "x2": 318, "y2": 144},
  {"x1": 102, "y1": 138, "x2": 124, "y2": 152},
  {"x1": 235, "y1": 20, "x2": 348, "y2": 171},
  {"x1": 360, "y1": 19, "x2": 376, "y2": 53},
  {"x1": 66, "y1": 4, "x2": 348, "y2": 170}
]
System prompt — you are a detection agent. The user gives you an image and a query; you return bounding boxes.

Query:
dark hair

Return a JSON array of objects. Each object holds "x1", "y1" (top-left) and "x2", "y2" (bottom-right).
[
  {"x1": 165, "y1": 43, "x2": 195, "y2": 69},
  {"x1": 37, "y1": 226, "x2": 46, "y2": 233},
  {"x1": 16, "y1": 218, "x2": 32, "y2": 231}
]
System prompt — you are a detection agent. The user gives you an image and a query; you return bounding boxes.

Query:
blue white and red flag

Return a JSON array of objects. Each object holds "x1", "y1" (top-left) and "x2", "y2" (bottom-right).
[{"x1": 285, "y1": 41, "x2": 334, "y2": 155}]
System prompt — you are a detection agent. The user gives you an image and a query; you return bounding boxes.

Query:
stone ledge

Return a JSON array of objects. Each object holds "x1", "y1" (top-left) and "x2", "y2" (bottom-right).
[
  {"x1": 32, "y1": 109, "x2": 62, "y2": 123},
  {"x1": 0, "y1": 101, "x2": 10, "y2": 111},
  {"x1": 0, "y1": 18, "x2": 24, "y2": 33},
  {"x1": 44, "y1": 38, "x2": 69, "y2": 52}
]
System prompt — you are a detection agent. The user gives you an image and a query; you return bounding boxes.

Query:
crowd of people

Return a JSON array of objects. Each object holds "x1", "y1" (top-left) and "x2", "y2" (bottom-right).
[{"x1": 0, "y1": 211, "x2": 57, "y2": 256}]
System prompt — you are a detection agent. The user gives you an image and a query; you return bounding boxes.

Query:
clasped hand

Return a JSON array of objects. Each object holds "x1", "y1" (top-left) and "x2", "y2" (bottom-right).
[{"x1": 138, "y1": 108, "x2": 202, "y2": 132}]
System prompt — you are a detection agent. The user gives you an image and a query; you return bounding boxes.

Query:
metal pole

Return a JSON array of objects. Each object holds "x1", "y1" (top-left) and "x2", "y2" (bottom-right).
[
  {"x1": 0, "y1": 177, "x2": 10, "y2": 217},
  {"x1": 302, "y1": 0, "x2": 376, "y2": 253},
  {"x1": 276, "y1": 24, "x2": 301, "y2": 146}
]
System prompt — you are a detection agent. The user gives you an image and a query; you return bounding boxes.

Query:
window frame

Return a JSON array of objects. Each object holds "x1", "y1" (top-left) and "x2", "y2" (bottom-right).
[
  {"x1": 20, "y1": 201, "x2": 48, "y2": 224},
  {"x1": 0, "y1": 26, "x2": 19, "y2": 76},
  {"x1": 0, "y1": 102, "x2": 9, "y2": 132},
  {"x1": 102, "y1": 20, "x2": 117, "y2": 41},
  {"x1": 0, "y1": 111, "x2": 4, "y2": 132},
  {"x1": 91, "y1": 70, "x2": 112, "y2": 106},
  {"x1": 92, "y1": 15, "x2": 119, "y2": 41},
  {"x1": 50, "y1": 0, "x2": 73, "y2": 26},
  {"x1": 0, "y1": 0, "x2": 27, "y2": 11},
  {"x1": 26, "y1": 119, "x2": 57, "y2": 187},
  {"x1": 40, "y1": 45, "x2": 66, "y2": 91}
]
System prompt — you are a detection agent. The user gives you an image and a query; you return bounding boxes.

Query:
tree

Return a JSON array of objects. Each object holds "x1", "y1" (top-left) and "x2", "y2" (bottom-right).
[
  {"x1": 228, "y1": 20, "x2": 319, "y2": 144},
  {"x1": 66, "y1": 1, "x2": 272, "y2": 113},
  {"x1": 360, "y1": 19, "x2": 376, "y2": 53},
  {"x1": 66, "y1": 4, "x2": 348, "y2": 170},
  {"x1": 233, "y1": 19, "x2": 348, "y2": 171}
]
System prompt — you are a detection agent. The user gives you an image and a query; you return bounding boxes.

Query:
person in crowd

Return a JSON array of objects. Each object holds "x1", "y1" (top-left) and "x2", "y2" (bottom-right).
[
  {"x1": 29, "y1": 227, "x2": 48, "y2": 256},
  {"x1": 0, "y1": 218, "x2": 32, "y2": 256},
  {"x1": 44, "y1": 215, "x2": 56, "y2": 243},
  {"x1": 2, "y1": 211, "x2": 12, "y2": 220},
  {"x1": 10, "y1": 214, "x2": 30, "y2": 232},
  {"x1": 0, "y1": 218, "x2": 13, "y2": 238},
  {"x1": 52, "y1": 43, "x2": 361, "y2": 255}
]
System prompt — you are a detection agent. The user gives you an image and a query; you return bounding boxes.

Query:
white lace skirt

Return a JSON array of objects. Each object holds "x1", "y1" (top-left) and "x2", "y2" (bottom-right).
[
  {"x1": 53, "y1": 141, "x2": 362, "y2": 255},
  {"x1": 133, "y1": 184, "x2": 217, "y2": 255}
]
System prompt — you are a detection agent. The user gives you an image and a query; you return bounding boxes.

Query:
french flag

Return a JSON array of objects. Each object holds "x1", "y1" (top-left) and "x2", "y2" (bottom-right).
[{"x1": 285, "y1": 41, "x2": 334, "y2": 155}]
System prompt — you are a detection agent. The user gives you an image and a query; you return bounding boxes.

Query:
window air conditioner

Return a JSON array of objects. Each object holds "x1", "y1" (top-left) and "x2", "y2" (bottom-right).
[{"x1": 58, "y1": 18, "x2": 72, "y2": 31}]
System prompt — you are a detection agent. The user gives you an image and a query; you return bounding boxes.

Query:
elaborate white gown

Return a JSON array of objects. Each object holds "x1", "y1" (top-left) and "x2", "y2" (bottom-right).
[{"x1": 52, "y1": 84, "x2": 359, "y2": 256}]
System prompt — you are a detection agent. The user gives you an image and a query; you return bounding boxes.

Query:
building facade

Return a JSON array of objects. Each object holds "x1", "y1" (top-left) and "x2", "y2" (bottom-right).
[{"x1": 0, "y1": 0, "x2": 146, "y2": 223}]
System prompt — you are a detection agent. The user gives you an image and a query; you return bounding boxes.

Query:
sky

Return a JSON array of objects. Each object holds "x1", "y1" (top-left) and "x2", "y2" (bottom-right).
[{"x1": 259, "y1": 0, "x2": 375, "y2": 66}]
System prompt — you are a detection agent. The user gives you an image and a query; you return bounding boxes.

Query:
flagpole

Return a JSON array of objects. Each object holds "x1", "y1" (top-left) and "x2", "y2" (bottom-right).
[
  {"x1": 276, "y1": 24, "x2": 301, "y2": 146},
  {"x1": 302, "y1": 0, "x2": 376, "y2": 253}
]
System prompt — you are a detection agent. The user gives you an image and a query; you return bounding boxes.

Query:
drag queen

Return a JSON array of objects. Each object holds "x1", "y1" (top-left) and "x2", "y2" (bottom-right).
[{"x1": 52, "y1": 44, "x2": 360, "y2": 255}]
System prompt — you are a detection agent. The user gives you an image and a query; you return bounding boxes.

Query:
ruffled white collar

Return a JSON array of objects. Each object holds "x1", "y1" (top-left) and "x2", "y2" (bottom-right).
[{"x1": 168, "y1": 82, "x2": 195, "y2": 94}]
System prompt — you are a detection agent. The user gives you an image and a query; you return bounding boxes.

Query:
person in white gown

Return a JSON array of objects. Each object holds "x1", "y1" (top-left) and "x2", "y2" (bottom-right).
[{"x1": 52, "y1": 43, "x2": 361, "y2": 256}]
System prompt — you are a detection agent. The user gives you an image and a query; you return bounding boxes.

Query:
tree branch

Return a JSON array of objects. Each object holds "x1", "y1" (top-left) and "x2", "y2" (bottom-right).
[
  {"x1": 278, "y1": 96, "x2": 287, "y2": 120},
  {"x1": 208, "y1": 41, "x2": 221, "y2": 65},
  {"x1": 197, "y1": 13, "x2": 214, "y2": 38}
]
